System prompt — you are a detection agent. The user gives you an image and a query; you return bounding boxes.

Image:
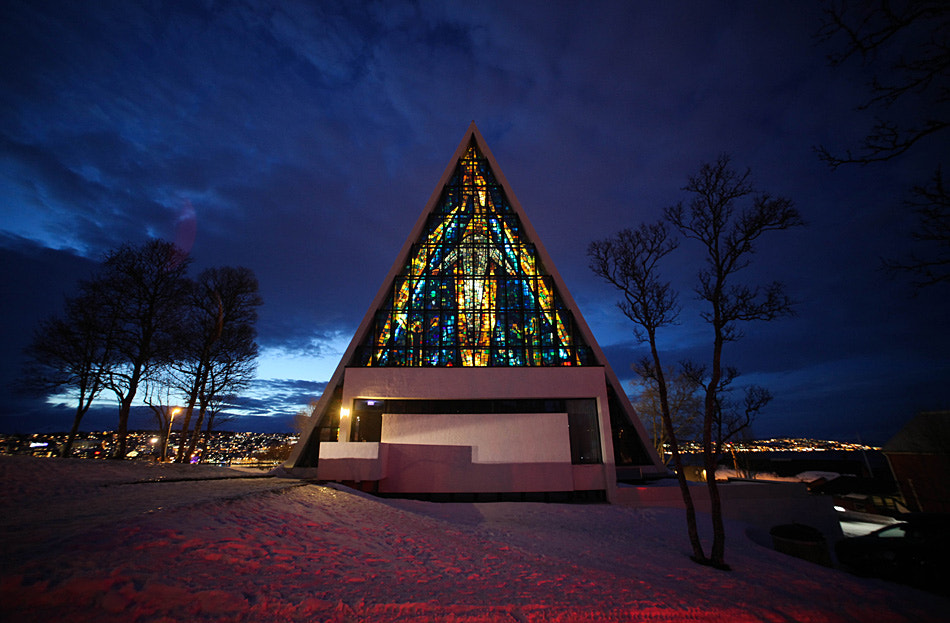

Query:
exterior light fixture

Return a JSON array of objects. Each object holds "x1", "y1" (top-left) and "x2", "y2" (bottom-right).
[
  {"x1": 340, "y1": 407, "x2": 350, "y2": 419},
  {"x1": 163, "y1": 407, "x2": 182, "y2": 462}
]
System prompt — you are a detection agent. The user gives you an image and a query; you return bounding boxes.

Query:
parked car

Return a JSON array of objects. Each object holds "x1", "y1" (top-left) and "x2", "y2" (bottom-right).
[{"x1": 835, "y1": 514, "x2": 950, "y2": 592}]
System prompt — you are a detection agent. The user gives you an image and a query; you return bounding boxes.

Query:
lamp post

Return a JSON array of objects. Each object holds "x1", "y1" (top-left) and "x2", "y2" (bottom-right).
[{"x1": 163, "y1": 407, "x2": 181, "y2": 462}]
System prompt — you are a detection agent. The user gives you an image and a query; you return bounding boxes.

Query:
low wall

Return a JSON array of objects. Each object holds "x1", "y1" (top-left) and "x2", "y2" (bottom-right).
[
  {"x1": 380, "y1": 443, "x2": 576, "y2": 493},
  {"x1": 291, "y1": 440, "x2": 586, "y2": 494},
  {"x1": 314, "y1": 442, "x2": 386, "y2": 482}
]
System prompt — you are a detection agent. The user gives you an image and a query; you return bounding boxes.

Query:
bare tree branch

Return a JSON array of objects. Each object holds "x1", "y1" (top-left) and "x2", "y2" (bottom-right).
[{"x1": 817, "y1": 1, "x2": 949, "y2": 287}]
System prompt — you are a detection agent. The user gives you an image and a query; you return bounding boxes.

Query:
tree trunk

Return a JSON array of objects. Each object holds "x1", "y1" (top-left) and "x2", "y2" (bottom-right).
[
  {"x1": 113, "y1": 362, "x2": 145, "y2": 459},
  {"x1": 185, "y1": 405, "x2": 207, "y2": 462},
  {"x1": 62, "y1": 379, "x2": 99, "y2": 458},
  {"x1": 174, "y1": 399, "x2": 198, "y2": 463},
  {"x1": 175, "y1": 361, "x2": 208, "y2": 463},
  {"x1": 113, "y1": 393, "x2": 134, "y2": 459},
  {"x1": 650, "y1": 336, "x2": 707, "y2": 563},
  {"x1": 704, "y1": 323, "x2": 729, "y2": 570},
  {"x1": 667, "y1": 414, "x2": 706, "y2": 563},
  {"x1": 199, "y1": 411, "x2": 218, "y2": 459},
  {"x1": 61, "y1": 405, "x2": 85, "y2": 458}
]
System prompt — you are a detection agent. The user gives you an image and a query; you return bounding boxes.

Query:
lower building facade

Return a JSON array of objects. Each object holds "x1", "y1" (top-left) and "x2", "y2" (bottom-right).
[{"x1": 286, "y1": 367, "x2": 663, "y2": 501}]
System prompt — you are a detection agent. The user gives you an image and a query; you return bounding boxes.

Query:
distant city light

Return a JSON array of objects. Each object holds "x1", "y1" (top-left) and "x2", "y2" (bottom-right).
[{"x1": 3, "y1": 431, "x2": 300, "y2": 466}]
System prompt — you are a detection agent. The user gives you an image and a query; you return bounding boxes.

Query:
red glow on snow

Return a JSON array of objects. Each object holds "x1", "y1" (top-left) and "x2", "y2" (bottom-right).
[{"x1": 1, "y1": 458, "x2": 945, "y2": 622}]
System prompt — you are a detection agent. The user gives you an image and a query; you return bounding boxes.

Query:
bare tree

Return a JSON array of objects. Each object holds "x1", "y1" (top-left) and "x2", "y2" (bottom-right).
[
  {"x1": 173, "y1": 267, "x2": 261, "y2": 463},
  {"x1": 95, "y1": 240, "x2": 191, "y2": 458},
  {"x1": 203, "y1": 393, "x2": 239, "y2": 435},
  {"x1": 293, "y1": 403, "x2": 317, "y2": 436},
  {"x1": 143, "y1": 369, "x2": 181, "y2": 461},
  {"x1": 588, "y1": 222, "x2": 708, "y2": 563},
  {"x1": 817, "y1": 1, "x2": 949, "y2": 285},
  {"x1": 184, "y1": 351, "x2": 256, "y2": 462},
  {"x1": 881, "y1": 169, "x2": 950, "y2": 286},
  {"x1": 630, "y1": 363, "x2": 703, "y2": 459},
  {"x1": 194, "y1": 395, "x2": 239, "y2": 462},
  {"x1": 682, "y1": 363, "x2": 772, "y2": 458},
  {"x1": 666, "y1": 155, "x2": 804, "y2": 568},
  {"x1": 20, "y1": 287, "x2": 117, "y2": 457},
  {"x1": 592, "y1": 157, "x2": 801, "y2": 570}
]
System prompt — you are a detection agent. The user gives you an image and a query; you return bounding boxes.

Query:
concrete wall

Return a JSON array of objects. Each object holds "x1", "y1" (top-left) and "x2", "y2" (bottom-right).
[
  {"x1": 341, "y1": 366, "x2": 611, "y2": 401},
  {"x1": 317, "y1": 442, "x2": 386, "y2": 482},
  {"x1": 379, "y1": 443, "x2": 575, "y2": 493},
  {"x1": 308, "y1": 440, "x2": 583, "y2": 493},
  {"x1": 311, "y1": 410, "x2": 578, "y2": 493},
  {"x1": 381, "y1": 412, "x2": 571, "y2": 464},
  {"x1": 315, "y1": 365, "x2": 619, "y2": 498}
]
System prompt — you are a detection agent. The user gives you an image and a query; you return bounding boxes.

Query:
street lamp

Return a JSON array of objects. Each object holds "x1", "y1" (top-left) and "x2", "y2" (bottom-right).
[{"x1": 163, "y1": 407, "x2": 181, "y2": 462}]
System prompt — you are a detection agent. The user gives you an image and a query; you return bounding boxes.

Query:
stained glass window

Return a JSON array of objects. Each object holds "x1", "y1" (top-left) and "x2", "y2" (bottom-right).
[{"x1": 356, "y1": 142, "x2": 593, "y2": 367}]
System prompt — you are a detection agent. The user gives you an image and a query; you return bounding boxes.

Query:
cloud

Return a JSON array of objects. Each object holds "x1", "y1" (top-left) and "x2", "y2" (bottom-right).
[
  {"x1": 1, "y1": 0, "x2": 947, "y2": 442},
  {"x1": 225, "y1": 378, "x2": 326, "y2": 432}
]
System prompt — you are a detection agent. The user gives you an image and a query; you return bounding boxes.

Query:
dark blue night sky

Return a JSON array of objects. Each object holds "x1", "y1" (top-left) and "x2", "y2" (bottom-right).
[{"x1": 1, "y1": 1, "x2": 946, "y2": 444}]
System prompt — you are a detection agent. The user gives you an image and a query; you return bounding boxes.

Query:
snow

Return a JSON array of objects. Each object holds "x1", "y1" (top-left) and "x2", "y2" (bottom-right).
[
  {"x1": 712, "y1": 468, "x2": 842, "y2": 484},
  {"x1": 2, "y1": 456, "x2": 946, "y2": 622},
  {"x1": 838, "y1": 511, "x2": 900, "y2": 538}
]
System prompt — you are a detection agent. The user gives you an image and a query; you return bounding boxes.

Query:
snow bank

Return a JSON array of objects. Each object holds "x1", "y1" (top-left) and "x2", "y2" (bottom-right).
[
  {"x1": 2, "y1": 456, "x2": 946, "y2": 622},
  {"x1": 713, "y1": 467, "x2": 842, "y2": 483}
]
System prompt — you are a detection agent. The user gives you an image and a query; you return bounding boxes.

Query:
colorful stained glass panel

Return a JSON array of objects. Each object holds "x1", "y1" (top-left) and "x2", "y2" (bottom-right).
[{"x1": 357, "y1": 142, "x2": 592, "y2": 367}]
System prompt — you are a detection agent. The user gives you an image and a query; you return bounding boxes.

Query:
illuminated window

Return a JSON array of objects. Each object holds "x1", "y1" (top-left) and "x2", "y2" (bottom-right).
[{"x1": 357, "y1": 143, "x2": 593, "y2": 367}]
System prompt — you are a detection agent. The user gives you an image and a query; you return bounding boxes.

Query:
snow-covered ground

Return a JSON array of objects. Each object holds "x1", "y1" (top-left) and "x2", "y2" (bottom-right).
[{"x1": 2, "y1": 456, "x2": 945, "y2": 622}]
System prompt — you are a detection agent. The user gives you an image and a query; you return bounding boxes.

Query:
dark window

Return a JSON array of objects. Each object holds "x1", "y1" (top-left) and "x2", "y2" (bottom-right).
[
  {"x1": 348, "y1": 398, "x2": 602, "y2": 465},
  {"x1": 607, "y1": 386, "x2": 653, "y2": 465},
  {"x1": 566, "y1": 399, "x2": 601, "y2": 464},
  {"x1": 350, "y1": 399, "x2": 384, "y2": 442}
]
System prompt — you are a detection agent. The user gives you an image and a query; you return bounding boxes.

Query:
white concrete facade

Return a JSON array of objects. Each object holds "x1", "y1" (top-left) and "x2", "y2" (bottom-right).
[
  {"x1": 304, "y1": 366, "x2": 620, "y2": 499},
  {"x1": 379, "y1": 412, "x2": 572, "y2": 464}
]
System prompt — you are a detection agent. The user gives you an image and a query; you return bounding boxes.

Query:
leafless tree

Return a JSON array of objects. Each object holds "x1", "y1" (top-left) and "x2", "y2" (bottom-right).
[
  {"x1": 20, "y1": 241, "x2": 261, "y2": 461},
  {"x1": 881, "y1": 169, "x2": 950, "y2": 286},
  {"x1": 588, "y1": 222, "x2": 708, "y2": 564},
  {"x1": 592, "y1": 157, "x2": 801, "y2": 570},
  {"x1": 665, "y1": 155, "x2": 804, "y2": 568},
  {"x1": 143, "y1": 370, "x2": 180, "y2": 461},
  {"x1": 682, "y1": 362, "x2": 772, "y2": 458},
  {"x1": 293, "y1": 403, "x2": 317, "y2": 436},
  {"x1": 817, "y1": 0, "x2": 949, "y2": 286},
  {"x1": 172, "y1": 267, "x2": 261, "y2": 462},
  {"x1": 96, "y1": 240, "x2": 191, "y2": 458},
  {"x1": 630, "y1": 362, "x2": 703, "y2": 460},
  {"x1": 20, "y1": 287, "x2": 117, "y2": 457}
]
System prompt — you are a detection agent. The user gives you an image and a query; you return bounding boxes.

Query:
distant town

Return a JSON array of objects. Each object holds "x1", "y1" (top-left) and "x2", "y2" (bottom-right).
[
  {"x1": 679, "y1": 438, "x2": 880, "y2": 453},
  {"x1": 0, "y1": 430, "x2": 300, "y2": 467},
  {"x1": 1, "y1": 430, "x2": 877, "y2": 468}
]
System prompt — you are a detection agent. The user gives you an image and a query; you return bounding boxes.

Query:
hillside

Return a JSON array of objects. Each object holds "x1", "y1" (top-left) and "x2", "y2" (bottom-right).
[{"x1": 1, "y1": 456, "x2": 945, "y2": 622}]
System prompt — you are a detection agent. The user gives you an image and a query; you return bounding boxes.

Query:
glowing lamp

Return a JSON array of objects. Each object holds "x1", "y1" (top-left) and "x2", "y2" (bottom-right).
[{"x1": 340, "y1": 407, "x2": 350, "y2": 419}]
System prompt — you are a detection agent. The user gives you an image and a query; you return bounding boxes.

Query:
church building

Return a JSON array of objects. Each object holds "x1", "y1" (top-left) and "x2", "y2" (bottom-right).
[{"x1": 285, "y1": 123, "x2": 664, "y2": 500}]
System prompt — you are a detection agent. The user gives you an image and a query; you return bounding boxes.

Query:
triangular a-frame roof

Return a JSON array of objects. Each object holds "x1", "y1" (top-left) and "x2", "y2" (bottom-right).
[{"x1": 290, "y1": 122, "x2": 660, "y2": 468}]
